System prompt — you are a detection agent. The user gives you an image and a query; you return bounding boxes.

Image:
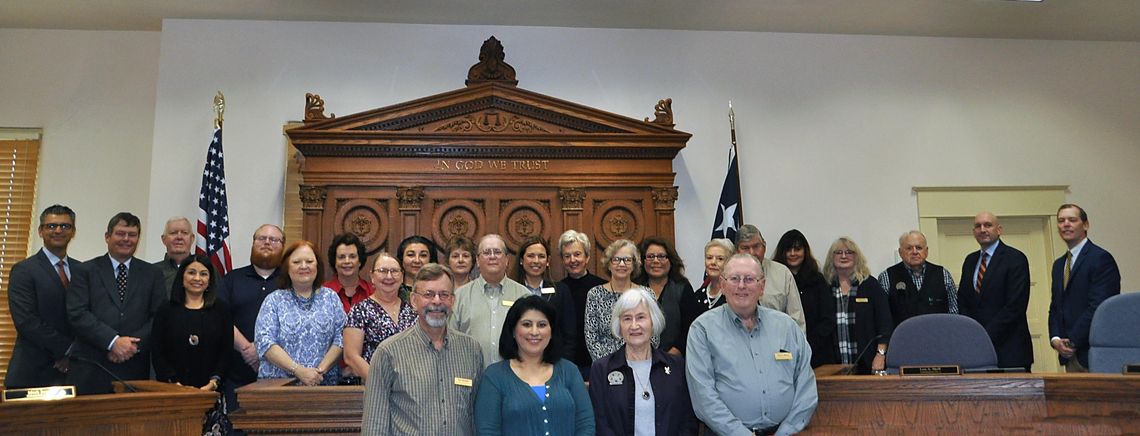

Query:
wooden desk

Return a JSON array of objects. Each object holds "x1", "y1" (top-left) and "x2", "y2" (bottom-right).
[
  {"x1": 0, "y1": 380, "x2": 217, "y2": 435},
  {"x1": 231, "y1": 378, "x2": 363, "y2": 435},
  {"x1": 808, "y1": 364, "x2": 1140, "y2": 434}
]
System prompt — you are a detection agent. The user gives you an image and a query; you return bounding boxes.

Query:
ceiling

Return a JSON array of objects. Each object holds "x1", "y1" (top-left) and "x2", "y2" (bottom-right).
[{"x1": 2, "y1": 0, "x2": 1139, "y2": 42}]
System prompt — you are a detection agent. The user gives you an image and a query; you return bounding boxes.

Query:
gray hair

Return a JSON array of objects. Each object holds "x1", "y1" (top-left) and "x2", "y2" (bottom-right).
[
  {"x1": 558, "y1": 229, "x2": 591, "y2": 255},
  {"x1": 601, "y1": 239, "x2": 641, "y2": 280},
  {"x1": 724, "y1": 253, "x2": 766, "y2": 280},
  {"x1": 705, "y1": 238, "x2": 735, "y2": 256},
  {"x1": 609, "y1": 287, "x2": 666, "y2": 340},
  {"x1": 477, "y1": 234, "x2": 506, "y2": 253},
  {"x1": 898, "y1": 230, "x2": 927, "y2": 247},
  {"x1": 736, "y1": 224, "x2": 764, "y2": 245}
]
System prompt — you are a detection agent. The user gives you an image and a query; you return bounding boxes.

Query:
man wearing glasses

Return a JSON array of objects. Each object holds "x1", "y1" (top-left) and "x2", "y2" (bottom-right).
[
  {"x1": 736, "y1": 224, "x2": 807, "y2": 332},
  {"x1": 6, "y1": 205, "x2": 80, "y2": 389},
  {"x1": 217, "y1": 224, "x2": 285, "y2": 406},
  {"x1": 449, "y1": 234, "x2": 531, "y2": 367},
  {"x1": 363, "y1": 263, "x2": 483, "y2": 435},
  {"x1": 687, "y1": 254, "x2": 817, "y2": 436}
]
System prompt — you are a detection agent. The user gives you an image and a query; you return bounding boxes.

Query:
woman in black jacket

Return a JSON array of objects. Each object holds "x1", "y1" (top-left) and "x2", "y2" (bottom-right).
[
  {"x1": 816, "y1": 237, "x2": 893, "y2": 374},
  {"x1": 773, "y1": 229, "x2": 831, "y2": 368}
]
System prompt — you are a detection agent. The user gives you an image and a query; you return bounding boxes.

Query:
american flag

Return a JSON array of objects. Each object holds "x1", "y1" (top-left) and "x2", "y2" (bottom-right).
[{"x1": 196, "y1": 126, "x2": 233, "y2": 274}]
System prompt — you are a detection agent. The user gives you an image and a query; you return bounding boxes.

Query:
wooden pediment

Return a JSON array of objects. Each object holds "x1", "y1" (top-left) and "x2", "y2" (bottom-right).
[{"x1": 288, "y1": 83, "x2": 690, "y2": 160}]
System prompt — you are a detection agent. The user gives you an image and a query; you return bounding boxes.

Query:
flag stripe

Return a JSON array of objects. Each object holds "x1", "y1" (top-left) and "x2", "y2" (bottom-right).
[{"x1": 196, "y1": 127, "x2": 233, "y2": 275}]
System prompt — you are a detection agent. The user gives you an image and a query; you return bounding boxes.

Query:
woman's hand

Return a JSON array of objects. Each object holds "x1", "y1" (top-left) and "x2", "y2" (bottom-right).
[
  {"x1": 871, "y1": 353, "x2": 886, "y2": 372},
  {"x1": 295, "y1": 367, "x2": 323, "y2": 386}
]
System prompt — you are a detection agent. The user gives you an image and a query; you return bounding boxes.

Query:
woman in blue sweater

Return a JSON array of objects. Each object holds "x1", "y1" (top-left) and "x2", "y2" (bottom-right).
[{"x1": 474, "y1": 295, "x2": 595, "y2": 435}]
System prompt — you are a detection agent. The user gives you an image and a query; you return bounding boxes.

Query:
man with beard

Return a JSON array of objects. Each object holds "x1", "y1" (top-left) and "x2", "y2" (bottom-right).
[
  {"x1": 67, "y1": 212, "x2": 167, "y2": 394},
  {"x1": 449, "y1": 234, "x2": 531, "y2": 367},
  {"x1": 362, "y1": 263, "x2": 483, "y2": 435},
  {"x1": 217, "y1": 224, "x2": 284, "y2": 406},
  {"x1": 153, "y1": 216, "x2": 195, "y2": 292}
]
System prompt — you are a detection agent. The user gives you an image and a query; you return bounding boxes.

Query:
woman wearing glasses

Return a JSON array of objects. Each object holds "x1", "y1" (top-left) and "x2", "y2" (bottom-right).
[
  {"x1": 474, "y1": 295, "x2": 594, "y2": 435},
  {"x1": 343, "y1": 252, "x2": 418, "y2": 381},
  {"x1": 584, "y1": 239, "x2": 651, "y2": 361},
  {"x1": 817, "y1": 237, "x2": 893, "y2": 374},
  {"x1": 634, "y1": 237, "x2": 689, "y2": 355}
]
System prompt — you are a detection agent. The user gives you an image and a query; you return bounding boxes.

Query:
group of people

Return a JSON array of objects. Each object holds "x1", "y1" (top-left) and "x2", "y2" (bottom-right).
[{"x1": 5, "y1": 201, "x2": 1120, "y2": 435}]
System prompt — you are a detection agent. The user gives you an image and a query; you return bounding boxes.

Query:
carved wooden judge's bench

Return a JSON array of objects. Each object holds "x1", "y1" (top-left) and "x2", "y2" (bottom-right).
[{"x1": 286, "y1": 37, "x2": 690, "y2": 278}]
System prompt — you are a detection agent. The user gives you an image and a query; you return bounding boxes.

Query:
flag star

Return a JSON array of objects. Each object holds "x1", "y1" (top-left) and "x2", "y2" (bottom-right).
[{"x1": 715, "y1": 203, "x2": 739, "y2": 236}]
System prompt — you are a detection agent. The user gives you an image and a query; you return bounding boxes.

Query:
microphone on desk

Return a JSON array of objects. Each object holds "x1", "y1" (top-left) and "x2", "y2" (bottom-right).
[
  {"x1": 69, "y1": 355, "x2": 140, "y2": 393},
  {"x1": 843, "y1": 334, "x2": 885, "y2": 376}
]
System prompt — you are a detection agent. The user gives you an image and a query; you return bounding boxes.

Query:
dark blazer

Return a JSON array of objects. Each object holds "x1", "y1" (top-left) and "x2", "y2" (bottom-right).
[
  {"x1": 958, "y1": 240, "x2": 1034, "y2": 369},
  {"x1": 5, "y1": 250, "x2": 79, "y2": 388},
  {"x1": 793, "y1": 270, "x2": 832, "y2": 368},
  {"x1": 66, "y1": 254, "x2": 167, "y2": 394},
  {"x1": 1048, "y1": 240, "x2": 1121, "y2": 367},
  {"x1": 589, "y1": 346, "x2": 697, "y2": 436},
  {"x1": 814, "y1": 277, "x2": 893, "y2": 372}
]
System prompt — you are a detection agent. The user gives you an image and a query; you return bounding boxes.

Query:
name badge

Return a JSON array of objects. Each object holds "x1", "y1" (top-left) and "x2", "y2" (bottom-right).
[
  {"x1": 855, "y1": 297, "x2": 869, "y2": 303},
  {"x1": 454, "y1": 377, "x2": 473, "y2": 387},
  {"x1": 501, "y1": 300, "x2": 514, "y2": 307},
  {"x1": 774, "y1": 352, "x2": 793, "y2": 361},
  {"x1": 541, "y1": 287, "x2": 556, "y2": 295}
]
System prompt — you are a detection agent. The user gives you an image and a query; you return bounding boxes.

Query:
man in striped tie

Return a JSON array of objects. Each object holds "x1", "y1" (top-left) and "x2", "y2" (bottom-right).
[{"x1": 957, "y1": 211, "x2": 1034, "y2": 372}]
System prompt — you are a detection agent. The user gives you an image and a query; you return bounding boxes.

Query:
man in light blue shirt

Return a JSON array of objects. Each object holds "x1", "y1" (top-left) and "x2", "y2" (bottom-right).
[{"x1": 687, "y1": 254, "x2": 817, "y2": 436}]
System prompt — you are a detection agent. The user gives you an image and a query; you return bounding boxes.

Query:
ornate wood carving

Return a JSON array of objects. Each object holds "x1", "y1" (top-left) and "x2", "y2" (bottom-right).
[
  {"x1": 396, "y1": 187, "x2": 425, "y2": 210},
  {"x1": 652, "y1": 186, "x2": 679, "y2": 210},
  {"x1": 466, "y1": 36, "x2": 518, "y2": 87},
  {"x1": 287, "y1": 37, "x2": 689, "y2": 278},
  {"x1": 645, "y1": 98, "x2": 675, "y2": 128},
  {"x1": 304, "y1": 93, "x2": 334, "y2": 123},
  {"x1": 299, "y1": 185, "x2": 327, "y2": 210},
  {"x1": 559, "y1": 188, "x2": 586, "y2": 211}
]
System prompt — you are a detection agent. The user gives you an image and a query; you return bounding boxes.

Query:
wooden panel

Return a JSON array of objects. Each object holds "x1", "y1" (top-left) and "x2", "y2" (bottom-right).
[
  {"x1": 807, "y1": 365, "x2": 1140, "y2": 434},
  {"x1": 231, "y1": 378, "x2": 363, "y2": 435},
  {"x1": 0, "y1": 380, "x2": 217, "y2": 436}
]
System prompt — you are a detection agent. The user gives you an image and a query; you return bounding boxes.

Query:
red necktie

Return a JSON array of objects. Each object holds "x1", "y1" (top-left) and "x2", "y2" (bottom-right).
[
  {"x1": 56, "y1": 261, "x2": 69, "y2": 288},
  {"x1": 975, "y1": 252, "x2": 988, "y2": 294}
]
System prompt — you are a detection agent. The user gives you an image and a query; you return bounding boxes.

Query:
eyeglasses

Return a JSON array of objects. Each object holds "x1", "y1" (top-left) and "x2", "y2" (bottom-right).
[
  {"x1": 42, "y1": 223, "x2": 74, "y2": 231},
  {"x1": 645, "y1": 254, "x2": 669, "y2": 261},
  {"x1": 413, "y1": 291, "x2": 453, "y2": 300},
  {"x1": 372, "y1": 267, "x2": 401, "y2": 276},
  {"x1": 610, "y1": 256, "x2": 634, "y2": 265},
  {"x1": 722, "y1": 275, "x2": 761, "y2": 286},
  {"x1": 833, "y1": 250, "x2": 855, "y2": 257},
  {"x1": 480, "y1": 249, "x2": 505, "y2": 258},
  {"x1": 255, "y1": 235, "x2": 284, "y2": 245}
]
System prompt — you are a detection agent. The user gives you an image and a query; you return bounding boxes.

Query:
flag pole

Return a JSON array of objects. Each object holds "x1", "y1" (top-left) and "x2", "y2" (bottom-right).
[
  {"x1": 729, "y1": 101, "x2": 736, "y2": 147},
  {"x1": 214, "y1": 91, "x2": 225, "y2": 129}
]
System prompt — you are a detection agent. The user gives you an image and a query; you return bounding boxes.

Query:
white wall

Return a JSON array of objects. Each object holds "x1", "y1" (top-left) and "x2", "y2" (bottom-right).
[
  {"x1": 8, "y1": 20, "x2": 1138, "y2": 290},
  {"x1": 0, "y1": 29, "x2": 160, "y2": 260}
]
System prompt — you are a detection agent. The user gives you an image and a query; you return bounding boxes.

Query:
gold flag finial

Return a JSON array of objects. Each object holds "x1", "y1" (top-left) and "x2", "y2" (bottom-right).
[
  {"x1": 214, "y1": 91, "x2": 226, "y2": 129},
  {"x1": 728, "y1": 101, "x2": 736, "y2": 147}
]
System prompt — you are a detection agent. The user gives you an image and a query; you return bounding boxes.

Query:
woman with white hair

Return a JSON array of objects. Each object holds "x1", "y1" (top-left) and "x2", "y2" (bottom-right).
[
  {"x1": 678, "y1": 238, "x2": 735, "y2": 350},
  {"x1": 588, "y1": 288, "x2": 696, "y2": 436}
]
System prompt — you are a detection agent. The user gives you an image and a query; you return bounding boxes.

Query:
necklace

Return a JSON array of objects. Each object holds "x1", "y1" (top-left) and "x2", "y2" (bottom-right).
[{"x1": 630, "y1": 360, "x2": 652, "y2": 400}]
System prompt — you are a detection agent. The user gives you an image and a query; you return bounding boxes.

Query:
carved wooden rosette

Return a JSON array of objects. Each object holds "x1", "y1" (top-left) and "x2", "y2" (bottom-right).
[{"x1": 286, "y1": 37, "x2": 689, "y2": 278}]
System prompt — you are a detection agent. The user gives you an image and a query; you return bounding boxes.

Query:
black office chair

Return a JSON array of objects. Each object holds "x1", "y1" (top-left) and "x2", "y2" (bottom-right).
[{"x1": 885, "y1": 314, "x2": 998, "y2": 373}]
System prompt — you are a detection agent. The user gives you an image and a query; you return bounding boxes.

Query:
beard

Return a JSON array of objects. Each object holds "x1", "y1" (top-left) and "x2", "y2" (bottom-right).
[
  {"x1": 250, "y1": 248, "x2": 282, "y2": 270},
  {"x1": 421, "y1": 304, "x2": 451, "y2": 328}
]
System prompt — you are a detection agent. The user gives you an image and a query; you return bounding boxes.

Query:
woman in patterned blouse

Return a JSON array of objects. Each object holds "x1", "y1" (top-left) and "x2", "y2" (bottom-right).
[
  {"x1": 343, "y1": 252, "x2": 418, "y2": 381},
  {"x1": 255, "y1": 240, "x2": 347, "y2": 386},
  {"x1": 584, "y1": 239, "x2": 651, "y2": 361}
]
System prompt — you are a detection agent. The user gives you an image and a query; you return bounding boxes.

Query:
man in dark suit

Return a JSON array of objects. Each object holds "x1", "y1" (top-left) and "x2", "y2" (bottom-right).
[
  {"x1": 66, "y1": 212, "x2": 166, "y2": 394},
  {"x1": 5, "y1": 205, "x2": 79, "y2": 389},
  {"x1": 1048, "y1": 204, "x2": 1120, "y2": 372},
  {"x1": 957, "y1": 211, "x2": 1034, "y2": 371}
]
